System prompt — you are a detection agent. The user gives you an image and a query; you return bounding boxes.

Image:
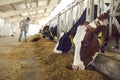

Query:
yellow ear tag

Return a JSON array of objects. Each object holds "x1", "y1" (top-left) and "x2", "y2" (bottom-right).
[{"x1": 98, "y1": 31, "x2": 102, "y2": 37}]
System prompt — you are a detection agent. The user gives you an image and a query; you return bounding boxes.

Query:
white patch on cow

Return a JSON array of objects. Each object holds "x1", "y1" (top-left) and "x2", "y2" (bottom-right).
[
  {"x1": 53, "y1": 32, "x2": 64, "y2": 53},
  {"x1": 98, "y1": 19, "x2": 108, "y2": 26},
  {"x1": 89, "y1": 21, "x2": 97, "y2": 28},
  {"x1": 87, "y1": 52, "x2": 99, "y2": 66},
  {"x1": 72, "y1": 25, "x2": 87, "y2": 70},
  {"x1": 53, "y1": 42, "x2": 63, "y2": 53},
  {"x1": 103, "y1": 19, "x2": 108, "y2": 26}
]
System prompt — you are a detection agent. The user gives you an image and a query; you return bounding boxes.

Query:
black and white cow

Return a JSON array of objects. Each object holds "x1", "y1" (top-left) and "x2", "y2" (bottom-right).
[{"x1": 42, "y1": 25, "x2": 57, "y2": 40}]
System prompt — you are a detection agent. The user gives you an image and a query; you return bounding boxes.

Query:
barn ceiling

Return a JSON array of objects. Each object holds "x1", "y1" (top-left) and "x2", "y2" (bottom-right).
[{"x1": 0, "y1": 0, "x2": 61, "y2": 22}]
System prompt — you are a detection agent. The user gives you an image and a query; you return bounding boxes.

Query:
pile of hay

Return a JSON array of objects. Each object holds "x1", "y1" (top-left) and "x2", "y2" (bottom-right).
[
  {"x1": 33, "y1": 36, "x2": 111, "y2": 80},
  {"x1": 28, "y1": 34, "x2": 41, "y2": 42}
]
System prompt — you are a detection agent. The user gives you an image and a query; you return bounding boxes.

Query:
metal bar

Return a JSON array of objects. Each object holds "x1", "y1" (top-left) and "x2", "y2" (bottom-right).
[
  {"x1": 86, "y1": 0, "x2": 89, "y2": 21},
  {"x1": 97, "y1": 0, "x2": 100, "y2": 16},
  {"x1": 111, "y1": 12, "x2": 120, "y2": 17},
  {"x1": 113, "y1": 0, "x2": 120, "y2": 13},
  {"x1": 100, "y1": 0, "x2": 104, "y2": 13},
  {"x1": 59, "y1": 2, "x2": 78, "y2": 16},
  {"x1": 113, "y1": 17, "x2": 120, "y2": 33},
  {"x1": 89, "y1": 0, "x2": 94, "y2": 22},
  {"x1": 69, "y1": 7, "x2": 73, "y2": 29},
  {"x1": 57, "y1": 13, "x2": 60, "y2": 38},
  {"x1": 109, "y1": 0, "x2": 114, "y2": 37}
]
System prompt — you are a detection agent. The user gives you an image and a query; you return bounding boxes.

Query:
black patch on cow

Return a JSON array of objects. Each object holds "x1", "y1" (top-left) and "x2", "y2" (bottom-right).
[
  {"x1": 48, "y1": 26, "x2": 57, "y2": 40},
  {"x1": 57, "y1": 33, "x2": 72, "y2": 53},
  {"x1": 105, "y1": 3, "x2": 110, "y2": 7}
]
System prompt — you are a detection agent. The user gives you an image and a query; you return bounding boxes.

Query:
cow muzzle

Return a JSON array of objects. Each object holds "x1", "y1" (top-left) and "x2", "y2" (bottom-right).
[{"x1": 72, "y1": 65, "x2": 85, "y2": 70}]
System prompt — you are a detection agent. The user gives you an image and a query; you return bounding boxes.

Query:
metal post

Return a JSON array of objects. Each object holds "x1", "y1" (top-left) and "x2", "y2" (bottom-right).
[
  {"x1": 100, "y1": 0, "x2": 104, "y2": 13},
  {"x1": 57, "y1": 13, "x2": 60, "y2": 38},
  {"x1": 109, "y1": 0, "x2": 114, "y2": 37},
  {"x1": 97, "y1": 0, "x2": 100, "y2": 16},
  {"x1": 90, "y1": 0, "x2": 94, "y2": 22},
  {"x1": 79, "y1": 1, "x2": 83, "y2": 16},
  {"x1": 63, "y1": 12, "x2": 66, "y2": 32},
  {"x1": 77, "y1": 0, "x2": 81, "y2": 20},
  {"x1": 70, "y1": 7, "x2": 73, "y2": 29},
  {"x1": 86, "y1": 0, "x2": 89, "y2": 21},
  {"x1": 76, "y1": 2, "x2": 79, "y2": 21}
]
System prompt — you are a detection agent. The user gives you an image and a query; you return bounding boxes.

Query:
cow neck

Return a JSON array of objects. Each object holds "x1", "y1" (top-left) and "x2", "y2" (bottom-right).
[
  {"x1": 88, "y1": 21, "x2": 98, "y2": 29},
  {"x1": 94, "y1": 19, "x2": 108, "y2": 47}
]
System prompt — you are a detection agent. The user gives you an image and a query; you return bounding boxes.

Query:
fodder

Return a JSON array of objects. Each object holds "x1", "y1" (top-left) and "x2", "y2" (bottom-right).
[{"x1": 34, "y1": 37, "x2": 111, "y2": 80}]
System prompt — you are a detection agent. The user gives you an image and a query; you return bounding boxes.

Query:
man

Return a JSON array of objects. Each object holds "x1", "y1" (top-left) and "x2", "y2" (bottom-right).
[{"x1": 18, "y1": 17, "x2": 30, "y2": 42}]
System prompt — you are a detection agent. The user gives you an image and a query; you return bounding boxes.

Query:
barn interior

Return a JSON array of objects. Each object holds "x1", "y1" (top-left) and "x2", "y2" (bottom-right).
[{"x1": 0, "y1": 0, "x2": 120, "y2": 80}]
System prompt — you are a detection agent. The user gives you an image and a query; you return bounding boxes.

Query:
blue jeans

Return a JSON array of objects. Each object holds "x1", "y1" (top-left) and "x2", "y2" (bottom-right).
[{"x1": 19, "y1": 29, "x2": 27, "y2": 41}]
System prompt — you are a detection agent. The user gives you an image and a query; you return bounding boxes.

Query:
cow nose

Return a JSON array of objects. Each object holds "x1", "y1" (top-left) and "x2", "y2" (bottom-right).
[{"x1": 72, "y1": 65, "x2": 79, "y2": 70}]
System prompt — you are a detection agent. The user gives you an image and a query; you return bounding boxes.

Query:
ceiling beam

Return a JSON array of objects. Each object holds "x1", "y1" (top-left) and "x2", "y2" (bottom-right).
[
  {"x1": 0, "y1": 4, "x2": 57, "y2": 18},
  {"x1": 10, "y1": 4, "x2": 22, "y2": 17},
  {"x1": 36, "y1": 0, "x2": 38, "y2": 7},
  {"x1": 0, "y1": 9, "x2": 4, "y2": 12},
  {"x1": 36, "y1": 0, "x2": 38, "y2": 14},
  {"x1": 28, "y1": 12, "x2": 51, "y2": 17},
  {"x1": 10, "y1": 4, "x2": 16, "y2": 10},
  {"x1": 0, "y1": 0, "x2": 23, "y2": 6},
  {"x1": 24, "y1": 0, "x2": 30, "y2": 16},
  {"x1": 6, "y1": 15, "x2": 49, "y2": 22},
  {"x1": 45, "y1": 0, "x2": 51, "y2": 12}
]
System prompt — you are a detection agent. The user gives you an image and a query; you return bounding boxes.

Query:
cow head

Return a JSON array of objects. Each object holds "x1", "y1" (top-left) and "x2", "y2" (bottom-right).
[
  {"x1": 47, "y1": 26, "x2": 57, "y2": 40},
  {"x1": 53, "y1": 32, "x2": 72, "y2": 53},
  {"x1": 96, "y1": 10, "x2": 110, "y2": 26}
]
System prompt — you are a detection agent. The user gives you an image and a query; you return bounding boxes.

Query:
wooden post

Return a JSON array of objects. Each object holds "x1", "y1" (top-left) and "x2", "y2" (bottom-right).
[{"x1": 89, "y1": 0, "x2": 94, "y2": 22}]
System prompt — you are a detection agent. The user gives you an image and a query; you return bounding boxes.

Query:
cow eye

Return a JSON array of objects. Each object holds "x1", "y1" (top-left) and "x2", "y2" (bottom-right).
[{"x1": 82, "y1": 41, "x2": 89, "y2": 47}]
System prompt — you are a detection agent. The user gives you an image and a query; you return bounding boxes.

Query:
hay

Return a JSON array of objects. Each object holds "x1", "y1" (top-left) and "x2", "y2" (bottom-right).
[
  {"x1": 28, "y1": 34, "x2": 41, "y2": 42},
  {"x1": 34, "y1": 37, "x2": 111, "y2": 80},
  {"x1": 0, "y1": 34, "x2": 111, "y2": 80}
]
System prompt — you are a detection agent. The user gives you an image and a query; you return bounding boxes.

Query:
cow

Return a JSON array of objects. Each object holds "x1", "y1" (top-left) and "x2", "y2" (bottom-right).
[
  {"x1": 41, "y1": 25, "x2": 49, "y2": 38},
  {"x1": 47, "y1": 25, "x2": 57, "y2": 40},
  {"x1": 72, "y1": 10, "x2": 110, "y2": 70},
  {"x1": 41, "y1": 25, "x2": 57, "y2": 40},
  {"x1": 53, "y1": 8, "x2": 87, "y2": 53},
  {"x1": 54, "y1": 5, "x2": 98, "y2": 53}
]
